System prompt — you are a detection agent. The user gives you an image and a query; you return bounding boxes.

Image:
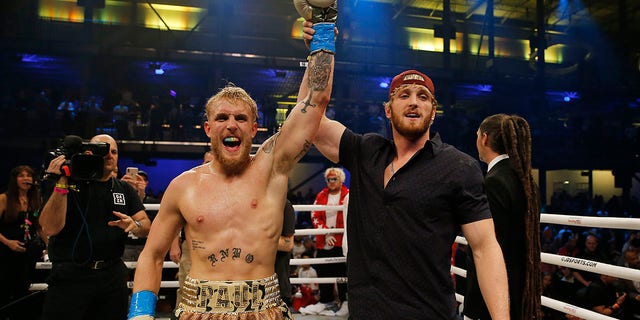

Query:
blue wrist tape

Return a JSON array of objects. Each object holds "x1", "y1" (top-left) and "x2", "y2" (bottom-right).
[
  {"x1": 310, "y1": 22, "x2": 335, "y2": 54},
  {"x1": 128, "y1": 290, "x2": 157, "y2": 319}
]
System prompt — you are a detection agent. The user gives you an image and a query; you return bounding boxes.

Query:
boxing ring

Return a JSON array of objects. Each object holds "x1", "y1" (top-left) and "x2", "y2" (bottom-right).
[{"x1": 31, "y1": 203, "x2": 640, "y2": 320}]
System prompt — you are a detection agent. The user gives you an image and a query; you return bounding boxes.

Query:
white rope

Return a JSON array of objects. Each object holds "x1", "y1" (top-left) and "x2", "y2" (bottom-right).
[
  {"x1": 541, "y1": 296, "x2": 616, "y2": 320},
  {"x1": 541, "y1": 213, "x2": 640, "y2": 230},
  {"x1": 292, "y1": 205, "x2": 345, "y2": 212},
  {"x1": 450, "y1": 265, "x2": 467, "y2": 278},
  {"x1": 29, "y1": 278, "x2": 354, "y2": 290},
  {"x1": 290, "y1": 257, "x2": 346, "y2": 265},
  {"x1": 294, "y1": 228, "x2": 344, "y2": 236},
  {"x1": 453, "y1": 243, "x2": 640, "y2": 281},
  {"x1": 30, "y1": 277, "x2": 348, "y2": 291},
  {"x1": 37, "y1": 257, "x2": 344, "y2": 269},
  {"x1": 142, "y1": 204, "x2": 347, "y2": 212},
  {"x1": 541, "y1": 252, "x2": 640, "y2": 281},
  {"x1": 291, "y1": 277, "x2": 347, "y2": 284},
  {"x1": 144, "y1": 203, "x2": 160, "y2": 211},
  {"x1": 36, "y1": 261, "x2": 179, "y2": 270}
]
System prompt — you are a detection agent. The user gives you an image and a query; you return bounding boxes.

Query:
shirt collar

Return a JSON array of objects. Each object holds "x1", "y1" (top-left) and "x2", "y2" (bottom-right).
[
  {"x1": 426, "y1": 131, "x2": 442, "y2": 156},
  {"x1": 487, "y1": 154, "x2": 509, "y2": 172}
]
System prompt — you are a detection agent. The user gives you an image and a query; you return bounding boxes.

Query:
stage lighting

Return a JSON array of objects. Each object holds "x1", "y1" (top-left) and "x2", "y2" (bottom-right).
[
  {"x1": 563, "y1": 91, "x2": 579, "y2": 102},
  {"x1": 149, "y1": 62, "x2": 164, "y2": 75}
]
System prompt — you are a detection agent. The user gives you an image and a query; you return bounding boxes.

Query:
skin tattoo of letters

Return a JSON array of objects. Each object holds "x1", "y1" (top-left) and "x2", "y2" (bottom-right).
[
  {"x1": 294, "y1": 139, "x2": 312, "y2": 162},
  {"x1": 192, "y1": 240, "x2": 206, "y2": 250},
  {"x1": 301, "y1": 52, "x2": 333, "y2": 114},
  {"x1": 207, "y1": 247, "x2": 253, "y2": 267}
]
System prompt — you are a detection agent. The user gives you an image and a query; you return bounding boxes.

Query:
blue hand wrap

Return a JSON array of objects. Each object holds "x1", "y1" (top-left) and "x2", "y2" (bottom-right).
[
  {"x1": 128, "y1": 290, "x2": 157, "y2": 319},
  {"x1": 310, "y1": 22, "x2": 335, "y2": 54}
]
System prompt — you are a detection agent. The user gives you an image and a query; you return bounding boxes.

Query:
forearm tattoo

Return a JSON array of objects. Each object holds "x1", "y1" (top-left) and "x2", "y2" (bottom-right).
[
  {"x1": 206, "y1": 247, "x2": 254, "y2": 267},
  {"x1": 309, "y1": 52, "x2": 332, "y2": 92},
  {"x1": 302, "y1": 52, "x2": 333, "y2": 114}
]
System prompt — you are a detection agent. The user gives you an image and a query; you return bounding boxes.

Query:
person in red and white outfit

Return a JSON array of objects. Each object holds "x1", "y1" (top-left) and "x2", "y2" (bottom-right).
[{"x1": 300, "y1": 167, "x2": 349, "y2": 316}]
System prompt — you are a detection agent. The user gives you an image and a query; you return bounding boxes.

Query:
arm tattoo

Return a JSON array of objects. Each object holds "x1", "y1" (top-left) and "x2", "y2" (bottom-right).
[
  {"x1": 309, "y1": 52, "x2": 332, "y2": 92},
  {"x1": 294, "y1": 139, "x2": 312, "y2": 161},
  {"x1": 301, "y1": 95, "x2": 315, "y2": 114},
  {"x1": 301, "y1": 52, "x2": 333, "y2": 114},
  {"x1": 261, "y1": 132, "x2": 279, "y2": 154}
]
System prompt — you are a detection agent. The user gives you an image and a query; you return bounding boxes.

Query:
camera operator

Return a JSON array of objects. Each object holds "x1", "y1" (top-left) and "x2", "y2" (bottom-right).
[{"x1": 39, "y1": 134, "x2": 151, "y2": 320}]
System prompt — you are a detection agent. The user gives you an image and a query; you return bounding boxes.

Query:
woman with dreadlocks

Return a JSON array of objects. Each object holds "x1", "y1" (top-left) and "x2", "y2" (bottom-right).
[
  {"x1": 0, "y1": 165, "x2": 44, "y2": 312},
  {"x1": 463, "y1": 114, "x2": 541, "y2": 320}
]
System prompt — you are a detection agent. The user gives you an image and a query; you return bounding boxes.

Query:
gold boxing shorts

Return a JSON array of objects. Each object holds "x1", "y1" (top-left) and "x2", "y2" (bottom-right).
[{"x1": 173, "y1": 273, "x2": 293, "y2": 320}]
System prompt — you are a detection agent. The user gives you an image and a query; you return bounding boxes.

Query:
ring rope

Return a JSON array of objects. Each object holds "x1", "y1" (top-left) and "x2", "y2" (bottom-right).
[
  {"x1": 294, "y1": 228, "x2": 344, "y2": 236},
  {"x1": 31, "y1": 205, "x2": 639, "y2": 319},
  {"x1": 541, "y1": 213, "x2": 640, "y2": 230},
  {"x1": 542, "y1": 296, "x2": 616, "y2": 320},
  {"x1": 142, "y1": 204, "x2": 346, "y2": 212}
]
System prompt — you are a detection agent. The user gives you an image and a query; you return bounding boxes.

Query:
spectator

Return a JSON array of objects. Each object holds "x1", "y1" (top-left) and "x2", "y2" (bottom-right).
[
  {"x1": 573, "y1": 233, "x2": 611, "y2": 288},
  {"x1": 300, "y1": 167, "x2": 349, "y2": 316},
  {"x1": 292, "y1": 236, "x2": 306, "y2": 259},
  {"x1": 39, "y1": 134, "x2": 151, "y2": 319},
  {"x1": 0, "y1": 165, "x2": 44, "y2": 318},
  {"x1": 293, "y1": 254, "x2": 319, "y2": 312},
  {"x1": 577, "y1": 273, "x2": 627, "y2": 318},
  {"x1": 122, "y1": 169, "x2": 158, "y2": 262}
]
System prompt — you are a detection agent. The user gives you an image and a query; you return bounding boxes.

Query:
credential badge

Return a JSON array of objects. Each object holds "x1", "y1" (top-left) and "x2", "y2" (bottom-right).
[{"x1": 113, "y1": 193, "x2": 126, "y2": 205}]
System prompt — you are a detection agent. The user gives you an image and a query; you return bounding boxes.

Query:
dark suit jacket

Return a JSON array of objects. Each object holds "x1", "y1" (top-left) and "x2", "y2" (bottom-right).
[{"x1": 464, "y1": 158, "x2": 527, "y2": 319}]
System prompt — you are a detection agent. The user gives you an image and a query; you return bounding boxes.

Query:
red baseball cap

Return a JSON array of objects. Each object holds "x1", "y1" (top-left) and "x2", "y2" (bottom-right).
[{"x1": 389, "y1": 70, "x2": 435, "y2": 98}]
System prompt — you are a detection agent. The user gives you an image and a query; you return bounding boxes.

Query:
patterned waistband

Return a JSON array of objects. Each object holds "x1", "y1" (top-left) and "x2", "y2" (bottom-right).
[{"x1": 176, "y1": 273, "x2": 281, "y2": 315}]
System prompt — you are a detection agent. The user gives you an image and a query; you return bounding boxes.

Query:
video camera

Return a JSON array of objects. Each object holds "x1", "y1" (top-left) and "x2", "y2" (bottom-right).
[{"x1": 46, "y1": 135, "x2": 110, "y2": 180}]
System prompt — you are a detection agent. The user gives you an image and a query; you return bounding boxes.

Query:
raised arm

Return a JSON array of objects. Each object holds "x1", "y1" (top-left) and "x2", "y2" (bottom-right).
[
  {"x1": 461, "y1": 219, "x2": 511, "y2": 320},
  {"x1": 299, "y1": 20, "x2": 345, "y2": 164},
  {"x1": 265, "y1": 1, "x2": 337, "y2": 174}
]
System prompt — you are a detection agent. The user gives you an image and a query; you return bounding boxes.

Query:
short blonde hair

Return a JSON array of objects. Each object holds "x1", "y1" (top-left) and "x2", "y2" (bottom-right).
[
  {"x1": 204, "y1": 83, "x2": 258, "y2": 122},
  {"x1": 324, "y1": 167, "x2": 345, "y2": 182}
]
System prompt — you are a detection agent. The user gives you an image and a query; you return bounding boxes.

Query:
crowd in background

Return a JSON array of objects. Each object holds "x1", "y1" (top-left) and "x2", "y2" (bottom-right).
[{"x1": 2, "y1": 85, "x2": 638, "y2": 164}]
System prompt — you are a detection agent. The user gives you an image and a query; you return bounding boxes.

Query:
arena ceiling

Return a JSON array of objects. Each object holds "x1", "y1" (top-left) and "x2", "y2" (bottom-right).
[{"x1": 1, "y1": 0, "x2": 638, "y2": 104}]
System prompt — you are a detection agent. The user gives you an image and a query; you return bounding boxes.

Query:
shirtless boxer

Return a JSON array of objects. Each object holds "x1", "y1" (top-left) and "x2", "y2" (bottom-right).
[{"x1": 127, "y1": 1, "x2": 337, "y2": 319}]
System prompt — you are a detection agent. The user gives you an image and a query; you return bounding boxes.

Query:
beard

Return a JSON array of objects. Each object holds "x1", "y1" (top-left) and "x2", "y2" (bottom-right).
[
  {"x1": 390, "y1": 109, "x2": 431, "y2": 140},
  {"x1": 210, "y1": 139, "x2": 252, "y2": 175}
]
